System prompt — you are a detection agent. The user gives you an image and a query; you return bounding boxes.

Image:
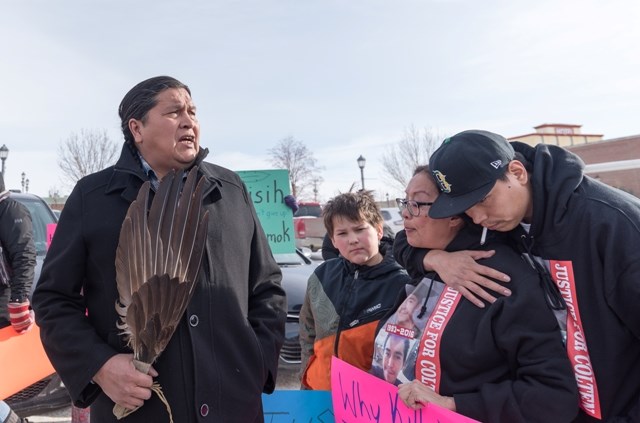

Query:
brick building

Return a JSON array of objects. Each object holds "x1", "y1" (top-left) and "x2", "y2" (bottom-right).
[{"x1": 509, "y1": 124, "x2": 640, "y2": 197}]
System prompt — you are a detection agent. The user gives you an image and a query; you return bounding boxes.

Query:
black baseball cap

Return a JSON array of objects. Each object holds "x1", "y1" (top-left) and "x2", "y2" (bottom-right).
[{"x1": 428, "y1": 130, "x2": 515, "y2": 218}]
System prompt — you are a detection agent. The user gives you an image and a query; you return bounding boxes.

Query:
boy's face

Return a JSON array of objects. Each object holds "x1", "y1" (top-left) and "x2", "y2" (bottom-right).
[
  {"x1": 464, "y1": 162, "x2": 532, "y2": 231},
  {"x1": 330, "y1": 216, "x2": 383, "y2": 266}
]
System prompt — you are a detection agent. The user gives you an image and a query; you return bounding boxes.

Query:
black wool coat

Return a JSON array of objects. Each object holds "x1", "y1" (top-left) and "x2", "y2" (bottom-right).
[{"x1": 33, "y1": 144, "x2": 286, "y2": 422}]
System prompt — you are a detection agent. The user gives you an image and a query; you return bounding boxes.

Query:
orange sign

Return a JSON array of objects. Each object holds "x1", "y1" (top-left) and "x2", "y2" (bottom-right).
[{"x1": 0, "y1": 325, "x2": 55, "y2": 399}]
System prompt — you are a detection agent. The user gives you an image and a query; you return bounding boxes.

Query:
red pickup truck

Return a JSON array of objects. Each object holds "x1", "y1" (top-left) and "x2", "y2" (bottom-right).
[{"x1": 293, "y1": 202, "x2": 326, "y2": 252}]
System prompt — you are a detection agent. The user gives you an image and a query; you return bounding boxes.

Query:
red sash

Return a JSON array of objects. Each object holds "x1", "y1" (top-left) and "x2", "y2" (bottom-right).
[
  {"x1": 414, "y1": 286, "x2": 461, "y2": 392},
  {"x1": 550, "y1": 260, "x2": 601, "y2": 420}
]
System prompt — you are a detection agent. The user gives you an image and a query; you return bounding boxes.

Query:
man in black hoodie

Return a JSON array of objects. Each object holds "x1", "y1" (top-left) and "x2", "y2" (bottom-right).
[{"x1": 397, "y1": 130, "x2": 640, "y2": 422}]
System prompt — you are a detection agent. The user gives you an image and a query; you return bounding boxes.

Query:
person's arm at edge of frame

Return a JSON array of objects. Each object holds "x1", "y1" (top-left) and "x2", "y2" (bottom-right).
[
  {"x1": 4, "y1": 201, "x2": 36, "y2": 332},
  {"x1": 32, "y1": 184, "x2": 124, "y2": 406},
  {"x1": 392, "y1": 229, "x2": 511, "y2": 307},
  {"x1": 245, "y1": 186, "x2": 287, "y2": 394}
]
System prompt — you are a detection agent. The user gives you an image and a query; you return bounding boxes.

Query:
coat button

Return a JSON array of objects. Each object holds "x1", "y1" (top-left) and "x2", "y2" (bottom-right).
[
  {"x1": 189, "y1": 314, "x2": 199, "y2": 327},
  {"x1": 200, "y1": 403, "x2": 209, "y2": 417}
]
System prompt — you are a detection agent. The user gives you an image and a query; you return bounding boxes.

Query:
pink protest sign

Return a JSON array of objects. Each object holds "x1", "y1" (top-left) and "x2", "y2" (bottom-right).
[
  {"x1": 331, "y1": 357, "x2": 480, "y2": 423},
  {"x1": 46, "y1": 223, "x2": 57, "y2": 250}
]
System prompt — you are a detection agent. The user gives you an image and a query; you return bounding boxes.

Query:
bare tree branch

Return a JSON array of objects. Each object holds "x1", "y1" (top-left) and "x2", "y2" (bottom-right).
[
  {"x1": 267, "y1": 136, "x2": 324, "y2": 200},
  {"x1": 381, "y1": 126, "x2": 444, "y2": 193},
  {"x1": 58, "y1": 129, "x2": 118, "y2": 187}
]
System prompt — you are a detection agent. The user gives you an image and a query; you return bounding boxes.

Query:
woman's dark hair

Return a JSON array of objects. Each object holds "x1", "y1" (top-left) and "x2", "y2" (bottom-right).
[{"x1": 118, "y1": 76, "x2": 191, "y2": 146}]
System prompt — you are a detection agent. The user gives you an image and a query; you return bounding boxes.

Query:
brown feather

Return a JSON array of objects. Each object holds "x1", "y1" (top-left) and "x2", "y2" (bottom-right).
[{"x1": 114, "y1": 167, "x2": 209, "y2": 363}]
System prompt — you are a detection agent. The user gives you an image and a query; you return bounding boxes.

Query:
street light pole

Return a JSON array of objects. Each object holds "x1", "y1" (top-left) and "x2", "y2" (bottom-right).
[
  {"x1": 25, "y1": 179, "x2": 29, "y2": 193},
  {"x1": 357, "y1": 155, "x2": 366, "y2": 190},
  {"x1": 312, "y1": 178, "x2": 319, "y2": 202},
  {"x1": 0, "y1": 144, "x2": 8, "y2": 176},
  {"x1": 21, "y1": 172, "x2": 25, "y2": 193}
]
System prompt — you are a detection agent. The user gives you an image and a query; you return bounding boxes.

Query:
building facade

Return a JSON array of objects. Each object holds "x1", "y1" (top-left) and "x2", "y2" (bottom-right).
[{"x1": 509, "y1": 124, "x2": 640, "y2": 197}]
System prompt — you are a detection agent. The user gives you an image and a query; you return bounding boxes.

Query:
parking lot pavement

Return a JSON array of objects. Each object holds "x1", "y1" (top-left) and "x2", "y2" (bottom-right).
[
  {"x1": 27, "y1": 409, "x2": 71, "y2": 422},
  {"x1": 276, "y1": 363, "x2": 301, "y2": 389}
]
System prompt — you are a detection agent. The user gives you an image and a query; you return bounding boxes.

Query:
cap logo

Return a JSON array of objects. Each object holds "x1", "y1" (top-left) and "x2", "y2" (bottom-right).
[
  {"x1": 490, "y1": 160, "x2": 502, "y2": 169},
  {"x1": 432, "y1": 170, "x2": 452, "y2": 193}
]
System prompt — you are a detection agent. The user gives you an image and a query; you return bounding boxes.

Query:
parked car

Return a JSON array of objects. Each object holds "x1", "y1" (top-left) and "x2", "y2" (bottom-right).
[
  {"x1": 3, "y1": 192, "x2": 71, "y2": 416},
  {"x1": 293, "y1": 202, "x2": 326, "y2": 252},
  {"x1": 293, "y1": 202, "x2": 322, "y2": 218},
  {"x1": 275, "y1": 248, "x2": 319, "y2": 367},
  {"x1": 380, "y1": 207, "x2": 404, "y2": 235}
]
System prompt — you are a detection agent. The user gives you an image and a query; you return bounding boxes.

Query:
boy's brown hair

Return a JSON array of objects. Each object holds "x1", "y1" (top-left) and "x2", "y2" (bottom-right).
[{"x1": 323, "y1": 190, "x2": 383, "y2": 237}]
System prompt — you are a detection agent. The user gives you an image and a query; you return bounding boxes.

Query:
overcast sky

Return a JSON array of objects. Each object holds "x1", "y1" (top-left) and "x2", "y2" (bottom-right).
[{"x1": 2, "y1": 0, "x2": 639, "y2": 202}]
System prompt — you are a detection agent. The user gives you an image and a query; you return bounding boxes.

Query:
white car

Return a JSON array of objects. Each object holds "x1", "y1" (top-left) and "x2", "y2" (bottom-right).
[{"x1": 380, "y1": 207, "x2": 404, "y2": 236}]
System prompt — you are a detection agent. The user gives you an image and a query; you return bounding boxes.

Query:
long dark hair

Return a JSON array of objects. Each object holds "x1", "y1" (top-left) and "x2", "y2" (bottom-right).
[{"x1": 118, "y1": 76, "x2": 191, "y2": 146}]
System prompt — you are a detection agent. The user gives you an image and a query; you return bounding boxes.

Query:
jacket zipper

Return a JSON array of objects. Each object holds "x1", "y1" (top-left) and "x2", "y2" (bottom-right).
[
  {"x1": 333, "y1": 269, "x2": 359, "y2": 356},
  {"x1": 519, "y1": 234, "x2": 566, "y2": 310}
]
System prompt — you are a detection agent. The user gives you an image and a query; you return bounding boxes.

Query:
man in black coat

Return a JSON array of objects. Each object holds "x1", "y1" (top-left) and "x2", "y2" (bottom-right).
[{"x1": 33, "y1": 76, "x2": 286, "y2": 422}]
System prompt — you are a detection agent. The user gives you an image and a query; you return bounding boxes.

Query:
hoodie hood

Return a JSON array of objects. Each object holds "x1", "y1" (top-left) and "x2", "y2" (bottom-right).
[{"x1": 512, "y1": 142, "x2": 584, "y2": 241}]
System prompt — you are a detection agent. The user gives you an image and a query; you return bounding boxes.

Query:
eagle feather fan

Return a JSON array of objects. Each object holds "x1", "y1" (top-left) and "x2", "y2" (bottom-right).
[{"x1": 113, "y1": 167, "x2": 209, "y2": 421}]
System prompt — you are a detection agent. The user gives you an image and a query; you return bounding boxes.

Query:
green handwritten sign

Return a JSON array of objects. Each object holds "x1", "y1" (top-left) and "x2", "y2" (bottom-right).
[{"x1": 237, "y1": 169, "x2": 295, "y2": 254}]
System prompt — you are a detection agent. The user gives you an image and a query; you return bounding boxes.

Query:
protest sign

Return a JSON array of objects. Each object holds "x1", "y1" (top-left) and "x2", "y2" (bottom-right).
[
  {"x1": 237, "y1": 169, "x2": 295, "y2": 254},
  {"x1": 262, "y1": 390, "x2": 334, "y2": 422},
  {"x1": 331, "y1": 357, "x2": 480, "y2": 423}
]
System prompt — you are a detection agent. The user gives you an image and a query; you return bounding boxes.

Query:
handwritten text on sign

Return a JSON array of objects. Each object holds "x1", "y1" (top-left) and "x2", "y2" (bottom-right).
[
  {"x1": 237, "y1": 169, "x2": 295, "y2": 254},
  {"x1": 330, "y1": 357, "x2": 479, "y2": 423}
]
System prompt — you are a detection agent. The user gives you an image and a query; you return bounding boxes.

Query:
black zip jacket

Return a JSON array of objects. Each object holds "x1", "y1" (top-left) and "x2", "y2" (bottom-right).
[
  {"x1": 299, "y1": 251, "x2": 410, "y2": 390},
  {"x1": 0, "y1": 193, "x2": 36, "y2": 304}
]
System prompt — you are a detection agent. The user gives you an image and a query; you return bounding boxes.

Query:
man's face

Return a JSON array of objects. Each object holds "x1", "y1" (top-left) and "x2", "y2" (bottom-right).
[
  {"x1": 465, "y1": 167, "x2": 531, "y2": 231},
  {"x1": 330, "y1": 216, "x2": 383, "y2": 266},
  {"x1": 396, "y1": 294, "x2": 419, "y2": 326},
  {"x1": 130, "y1": 87, "x2": 199, "y2": 178},
  {"x1": 383, "y1": 337, "x2": 405, "y2": 384}
]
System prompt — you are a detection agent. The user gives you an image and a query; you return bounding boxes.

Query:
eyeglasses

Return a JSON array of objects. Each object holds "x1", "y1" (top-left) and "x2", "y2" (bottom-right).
[{"x1": 396, "y1": 198, "x2": 434, "y2": 217}]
